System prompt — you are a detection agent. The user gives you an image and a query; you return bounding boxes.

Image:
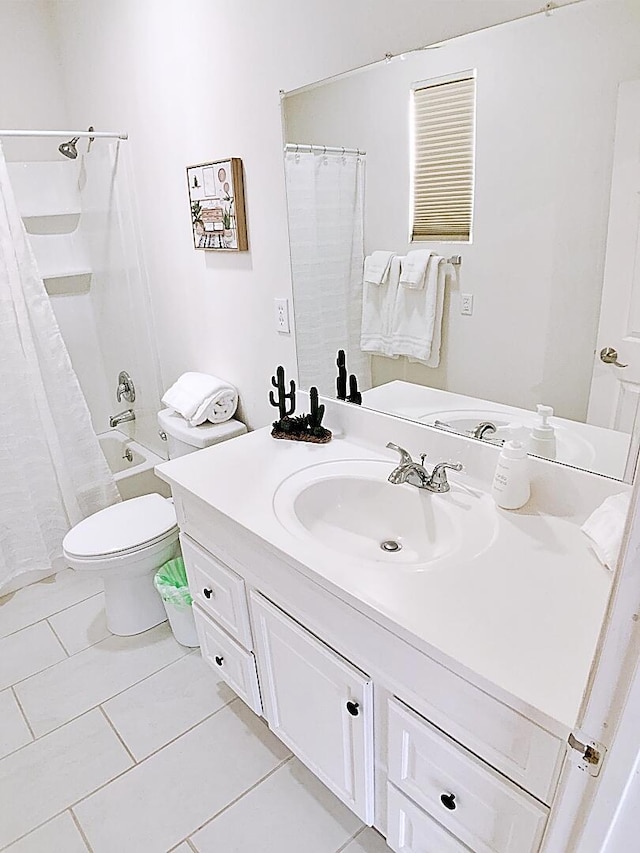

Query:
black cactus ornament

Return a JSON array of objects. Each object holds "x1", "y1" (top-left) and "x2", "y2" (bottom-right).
[
  {"x1": 336, "y1": 349, "x2": 347, "y2": 401},
  {"x1": 269, "y1": 365, "x2": 296, "y2": 420},
  {"x1": 270, "y1": 378, "x2": 332, "y2": 444}
]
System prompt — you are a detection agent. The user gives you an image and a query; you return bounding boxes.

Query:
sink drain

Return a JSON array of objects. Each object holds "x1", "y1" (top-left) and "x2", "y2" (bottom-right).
[{"x1": 380, "y1": 539, "x2": 402, "y2": 553}]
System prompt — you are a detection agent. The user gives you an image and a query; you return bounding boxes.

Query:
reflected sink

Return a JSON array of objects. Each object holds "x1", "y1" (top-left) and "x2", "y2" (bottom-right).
[
  {"x1": 427, "y1": 408, "x2": 597, "y2": 468},
  {"x1": 273, "y1": 459, "x2": 498, "y2": 570}
]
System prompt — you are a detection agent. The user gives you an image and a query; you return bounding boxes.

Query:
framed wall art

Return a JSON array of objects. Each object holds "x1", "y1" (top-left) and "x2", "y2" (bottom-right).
[{"x1": 187, "y1": 158, "x2": 248, "y2": 251}]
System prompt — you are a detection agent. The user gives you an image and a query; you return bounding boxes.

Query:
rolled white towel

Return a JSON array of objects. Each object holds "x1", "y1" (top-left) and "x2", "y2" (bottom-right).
[
  {"x1": 363, "y1": 251, "x2": 395, "y2": 285},
  {"x1": 581, "y1": 492, "x2": 631, "y2": 571},
  {"x1": 399, "y1": 250, "x2": 433, "y2": 289},
  {"x1": 162, "y1": 372, "x2": 238, "y2": 426}
]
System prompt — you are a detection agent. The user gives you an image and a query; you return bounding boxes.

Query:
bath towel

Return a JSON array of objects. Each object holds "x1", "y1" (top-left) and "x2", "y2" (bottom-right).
[
  {"x1": 360, "y1": 255, "x2": 402, "y2": 357},
  {"x1": 390, "y1": 255, "x2": 449, "y2": 367},
  {"x1": 399, "y1": 250, "x2": 433, "y2": 289},
  {"x1": 363, "y1": 251, "x2": 396, "y2": 285},
  {"x1": 581, "y1": 491, "x2": 631, "y2": 571},
  {"x1": 162, "y1": 372, "x2": 238, "y2": 426}
]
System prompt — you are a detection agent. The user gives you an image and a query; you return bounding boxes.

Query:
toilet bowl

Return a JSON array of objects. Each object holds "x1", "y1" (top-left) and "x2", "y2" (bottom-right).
[
  {"x1": 62, "y1": 411, "x2": 247, "y2": 637},
  {"x1": 63, "y1": 494, "x2": 180, "y2": 636}
]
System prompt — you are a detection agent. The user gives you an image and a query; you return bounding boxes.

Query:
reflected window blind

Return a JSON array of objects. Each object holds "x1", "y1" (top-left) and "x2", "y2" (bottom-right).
[{"x1": 411, "y1": 74, "x2": 476, "y2": 243}]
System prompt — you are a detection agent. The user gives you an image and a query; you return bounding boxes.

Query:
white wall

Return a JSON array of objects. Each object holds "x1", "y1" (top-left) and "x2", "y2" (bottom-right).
[
  {"x1": 285, "y1": 0, "x2": 640, "y2": 422},
  {"x1": 48, "y1": 0, "x2": 580, "y2": 429},
  {"x1": 0, "y1": 0, "x2": 68, "y2": 161},
  {"x1": 0, "y1": 0, "x2": 115, "y2": 432}
]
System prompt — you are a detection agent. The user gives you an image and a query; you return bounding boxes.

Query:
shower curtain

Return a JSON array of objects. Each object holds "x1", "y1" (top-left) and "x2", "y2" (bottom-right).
[
  {"x1": 285, "y1": 149, "x2": 371, "y2": 397},
  {"x1": 0, "y1": 146, "x2": 119, "y2": 593}
]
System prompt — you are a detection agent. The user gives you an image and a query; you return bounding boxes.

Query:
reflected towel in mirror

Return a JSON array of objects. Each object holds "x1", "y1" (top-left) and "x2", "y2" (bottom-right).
[
  {"x1": 363, "y1": 251, "x2": 396, "y2": 285},
  {"x1": 399, "y1": 249, "x2": 433, "y2": 289},
  {"x1": 390, "y1": 255, "x2": 448, "y2": 367}
]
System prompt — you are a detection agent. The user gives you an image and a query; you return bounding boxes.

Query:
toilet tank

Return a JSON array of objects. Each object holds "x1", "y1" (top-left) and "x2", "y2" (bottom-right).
[{"x1": 157, "y1": 409, "x2": 247, "y2": 459}]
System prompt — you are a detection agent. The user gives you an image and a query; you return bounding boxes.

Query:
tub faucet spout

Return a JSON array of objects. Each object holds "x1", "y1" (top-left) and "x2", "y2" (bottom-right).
[{"x1": 110, "y1": 409, "x2": 135, "y2": 428}]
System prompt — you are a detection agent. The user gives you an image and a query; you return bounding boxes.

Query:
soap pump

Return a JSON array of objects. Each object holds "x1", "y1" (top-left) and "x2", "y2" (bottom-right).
[
  {"x1": 491, "y1": 424, "x2": 530, "y2": 510},
  {"x1": 528, "y1": 404, "x2": 556, "y2": 460}
]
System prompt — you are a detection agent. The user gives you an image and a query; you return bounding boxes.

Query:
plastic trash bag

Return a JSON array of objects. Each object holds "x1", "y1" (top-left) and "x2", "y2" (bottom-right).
[{"x1": 154, "y1": 557, "x2": 193, "y2": 609}]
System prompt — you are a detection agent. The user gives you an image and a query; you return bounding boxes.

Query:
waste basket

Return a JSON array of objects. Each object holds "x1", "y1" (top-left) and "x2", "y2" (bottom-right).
[{"x1": 154, "y1": 557, "x2": 199, "y2": 647}]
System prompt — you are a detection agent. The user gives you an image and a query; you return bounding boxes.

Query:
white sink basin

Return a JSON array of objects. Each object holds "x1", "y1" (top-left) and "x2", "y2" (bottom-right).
[{"x1": 273, "y1": 459, "x2": 498, "y2": 570}]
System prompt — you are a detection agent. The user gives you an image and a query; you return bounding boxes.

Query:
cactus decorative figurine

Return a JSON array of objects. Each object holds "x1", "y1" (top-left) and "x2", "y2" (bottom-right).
[
  {"x1": 270, "y1": 376, "x2": 332, "y2": 443},
  {"x1": 336, "y1": 350, "x2": 347, "y2": 401},
  {"x1": 269, "y1": 365, "x2": 296, "y2": 420},
  {"x1": 347, "y1": 374, "x2": 362, "y2": 405}
]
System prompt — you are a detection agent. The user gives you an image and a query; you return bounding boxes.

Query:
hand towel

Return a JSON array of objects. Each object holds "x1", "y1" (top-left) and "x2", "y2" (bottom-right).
[
  {"x1": 390, "y1": 255, "x2": 448, "y2": 366},
  {"x1": 399, "y1": 250, "x2": 433, "y2": 289},
  {"x1": 581, "y1": 492, "x2": 631, "y2": 571},
  {"x1": 162, "y1": 372, "x2": 238, "y2": 426},
  {"x1": 363, "y1": 251, "x2": 395, "y2": 285},
  {"x1": 360, "y1": 255, "x2": 402, "y2": 357}
]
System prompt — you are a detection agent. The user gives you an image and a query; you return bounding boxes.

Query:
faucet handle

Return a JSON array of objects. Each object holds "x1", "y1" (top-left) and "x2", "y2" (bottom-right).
[
  {"x1": 429, "y1": 461, "x2": 464, "y2": 492},
  {"x1": 386, "y1": 443, "x2": 414, "y2": 465}
]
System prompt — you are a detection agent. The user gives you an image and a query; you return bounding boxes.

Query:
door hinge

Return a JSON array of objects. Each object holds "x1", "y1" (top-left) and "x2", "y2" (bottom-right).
[{"x1": 567, "y1": 731, "x2": 607, "y2": 777}]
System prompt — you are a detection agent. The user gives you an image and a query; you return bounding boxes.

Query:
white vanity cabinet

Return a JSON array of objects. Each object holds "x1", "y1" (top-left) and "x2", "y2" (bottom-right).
[
  {"x1": 174, "y1": 489, "x2": 563, "y2": 853},
  {"x1": 250, "y1": 591, "x2": 375, "y2": 824}
]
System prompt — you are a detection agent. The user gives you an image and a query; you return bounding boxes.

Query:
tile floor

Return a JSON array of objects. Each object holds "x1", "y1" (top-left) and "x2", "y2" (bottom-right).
[{"x1": 0, "y1": 570, "x2": 389, "y2": 852}]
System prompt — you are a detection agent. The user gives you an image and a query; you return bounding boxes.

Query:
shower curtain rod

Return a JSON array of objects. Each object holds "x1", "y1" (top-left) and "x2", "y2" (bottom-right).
[
  {"x1": 285, "y1": 143, "x2": 365, "y2": 156},
  {"x1": 0, "y1": 129, "x2": 128, "y2": 139}
]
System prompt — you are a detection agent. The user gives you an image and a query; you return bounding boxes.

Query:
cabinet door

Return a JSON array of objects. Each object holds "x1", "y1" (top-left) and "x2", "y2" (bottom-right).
[{"x1": 250, "y1": 591, "x2": 374, "y2": 823}]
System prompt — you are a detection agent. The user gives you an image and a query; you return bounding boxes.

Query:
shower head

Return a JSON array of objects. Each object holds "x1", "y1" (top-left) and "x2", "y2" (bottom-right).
[{"x1": 58, "y1": 136, "x2": 79, "y2": 159}]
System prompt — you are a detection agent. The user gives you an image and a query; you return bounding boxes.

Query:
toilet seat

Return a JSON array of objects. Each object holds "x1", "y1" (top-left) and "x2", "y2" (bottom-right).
[{"x1": 63, "y1": 493, "x2": 178, "y2": 560}]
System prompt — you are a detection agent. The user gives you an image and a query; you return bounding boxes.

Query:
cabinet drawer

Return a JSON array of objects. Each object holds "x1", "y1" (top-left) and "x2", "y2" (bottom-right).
[
  {"x1": 181, "y1": 534, "x2": 252, "y2": 649},
  {"x1": 194, "y1": 604, "x2": 263, "y2": 715},
  {"x1": 388, "y1": 699, "x2": 548, "y2": 853},
  {"x1": 387, "y1": 784, "x2": 471, "y2": 853}
]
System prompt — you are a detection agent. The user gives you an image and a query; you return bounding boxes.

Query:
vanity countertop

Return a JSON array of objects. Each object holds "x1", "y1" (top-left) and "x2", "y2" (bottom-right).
[{"x1": 157, "y1": 427, "x2": 617, "y2": 735}]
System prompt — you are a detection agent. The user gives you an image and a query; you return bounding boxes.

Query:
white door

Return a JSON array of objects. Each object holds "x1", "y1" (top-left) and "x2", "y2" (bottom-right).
[
  {"x1": 249, "y1": 591, "x2": 374, "y2": 823},
  {"x1": 588, "y1": 80, "x2": 640, "y2": 444},
  {"x1": 539, "y1": 476, "x2": 640, "y2": 852}
]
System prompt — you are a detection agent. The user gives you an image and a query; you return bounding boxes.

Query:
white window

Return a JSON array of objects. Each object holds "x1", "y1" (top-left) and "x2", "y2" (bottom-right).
[{"x1": 410, "y1": 71, "x2": 476, "y2": 243}]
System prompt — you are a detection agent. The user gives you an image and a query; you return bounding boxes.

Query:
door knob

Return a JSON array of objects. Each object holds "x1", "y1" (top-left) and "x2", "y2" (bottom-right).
[
  {"x1": 346, "y1": 700, "x2": 360, "y2": 716},
  {"x1": 203, "y1": 588, "x2": 214, "y2": 599},
  {"x1": 214, "y1": 655, "x2": 224, "y2": 666},
  {"x1": 440, "y1": 792, "x2": 457, "y2": 810},
  {"x1": 600, "y1": 347, "x2": 628, "y2": 368}
]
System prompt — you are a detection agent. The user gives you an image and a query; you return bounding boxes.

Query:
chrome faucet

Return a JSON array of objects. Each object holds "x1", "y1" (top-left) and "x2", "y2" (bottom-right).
[
  {"x1": 386, "y1": 442, "x2": 463, "y2": 493},
  {"x1": 110, "y1": 409, "x2": 136, "y2": 428},
  {"x1": 470, "y1": 420, "x2": 498, "y2": 440}
]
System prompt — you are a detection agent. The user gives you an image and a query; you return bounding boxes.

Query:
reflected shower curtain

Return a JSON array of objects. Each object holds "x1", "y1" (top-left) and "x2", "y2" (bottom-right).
[
  {"x1": 0, "y1": 146, "x2": 119, "y2": 592},
  {"x1": 285, "y1": 149, "x2": 371, "y2": 397}
]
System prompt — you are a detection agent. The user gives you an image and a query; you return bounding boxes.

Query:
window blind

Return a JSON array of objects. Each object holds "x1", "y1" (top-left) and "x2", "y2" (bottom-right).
[{"x1": 411, "y1": 74, "x2": 476, "y2": 243}]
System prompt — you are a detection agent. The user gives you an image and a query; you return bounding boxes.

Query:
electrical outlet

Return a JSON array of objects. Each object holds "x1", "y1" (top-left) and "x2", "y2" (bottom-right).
[
  {"x1": 460, "y1": 293, "x2": 474, "y2": 315},
  {"x1": 274, "y1": 297, "x2": 290, "y2": 333}
]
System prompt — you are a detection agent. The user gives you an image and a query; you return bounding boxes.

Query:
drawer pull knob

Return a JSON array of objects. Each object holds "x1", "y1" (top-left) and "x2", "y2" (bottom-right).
[
  {"x1": 440, "y1": 793, "x2": 457, "y2": 811},
  {"x1": 203, "y1": 588, "x2": 214, "y2": 599},
  {"x1": 346, "y1": 700, "x2": 360, "y2": 717},
  {"x1": 215, "y1": 655, "x2": 224, "y2": 666}
]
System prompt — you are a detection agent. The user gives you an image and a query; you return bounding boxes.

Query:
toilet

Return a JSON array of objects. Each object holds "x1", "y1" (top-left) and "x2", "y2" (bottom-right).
[{"x1": 63, "y1": 411, "x2": 247, "y2": 636}]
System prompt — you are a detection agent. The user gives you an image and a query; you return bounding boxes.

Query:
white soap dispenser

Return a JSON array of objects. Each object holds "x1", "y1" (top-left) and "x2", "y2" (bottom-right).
[
  {"x1": 528, "y1": 404, "x2": 557, "y2": 460},
  {"x1": 491, "y1": 425, "x2": 530, "y2": 510}
]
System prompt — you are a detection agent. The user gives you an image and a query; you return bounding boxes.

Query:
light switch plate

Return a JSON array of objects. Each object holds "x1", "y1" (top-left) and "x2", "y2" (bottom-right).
[
  {"x1": 461, "y1": 293, "x2": 474, "y2": 315},
  {"x1": 274, "y1": 297, "x2": 291, "y2": 333}
]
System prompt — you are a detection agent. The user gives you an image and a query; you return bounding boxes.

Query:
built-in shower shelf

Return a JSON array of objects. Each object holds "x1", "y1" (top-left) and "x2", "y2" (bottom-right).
[
  {"x1": 28, "y1": 232, "x2": 92, "y2": 288},
  {"x1": 7, "y1": 161, "x2": 82, "y2": 217}
]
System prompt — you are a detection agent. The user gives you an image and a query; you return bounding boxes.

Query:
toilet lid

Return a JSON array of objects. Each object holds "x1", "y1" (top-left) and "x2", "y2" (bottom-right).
[{"x1": 63, "y1": 494, "x2": 178, "y2": 559}]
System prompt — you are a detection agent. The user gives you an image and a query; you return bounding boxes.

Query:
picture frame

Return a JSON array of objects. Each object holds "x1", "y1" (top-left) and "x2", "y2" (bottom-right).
[{"x1": 186, "y1": 157, "x2": 248, "y2": 251}]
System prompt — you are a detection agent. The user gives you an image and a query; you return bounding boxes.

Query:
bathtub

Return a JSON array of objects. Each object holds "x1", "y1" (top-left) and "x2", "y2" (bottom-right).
[{"x1": 98, "y1": 430, "x2": 171, "y2": 501}]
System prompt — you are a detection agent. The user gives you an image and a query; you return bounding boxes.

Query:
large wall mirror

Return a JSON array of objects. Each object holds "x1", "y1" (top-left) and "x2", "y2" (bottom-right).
[{"x1": 281, "y1": 0, "x2": 640, "y2": 481}]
